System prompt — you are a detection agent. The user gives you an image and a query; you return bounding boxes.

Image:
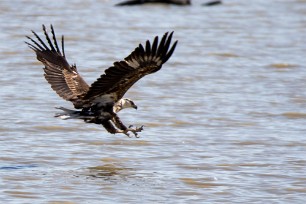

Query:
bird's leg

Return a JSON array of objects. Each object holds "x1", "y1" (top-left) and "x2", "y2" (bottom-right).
[
  {"x1": 103, "y1": 119, "x2": 145, "y2": 138},
  {"x1": 112, "y1": 114, "x2": 127, "y2": 130},
  {"x1": 111, "y1": 114, "x2": 144, "y2": 137},
  {"x1": 102, "y1": 120, "x2": 132, "y2": 137}
]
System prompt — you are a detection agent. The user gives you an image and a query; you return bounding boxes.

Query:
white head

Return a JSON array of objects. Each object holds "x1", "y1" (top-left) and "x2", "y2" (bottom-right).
[{"x1": 113, "y1": 98, "x2": 137, "y2": 113}]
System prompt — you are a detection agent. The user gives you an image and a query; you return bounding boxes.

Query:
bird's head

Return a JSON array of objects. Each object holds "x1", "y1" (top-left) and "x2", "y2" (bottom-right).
[{"x1": 113, "y1": 98, "x2": 137, "y2": 113}]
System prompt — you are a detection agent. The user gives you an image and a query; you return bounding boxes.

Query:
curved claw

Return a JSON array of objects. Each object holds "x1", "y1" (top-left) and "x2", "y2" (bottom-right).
[
  {"x1": 138, "y1": 125, "x2": 144, "y2": 131},
  {"x1": 135, "y1": 132, "x2": 140, "y2": 138}
]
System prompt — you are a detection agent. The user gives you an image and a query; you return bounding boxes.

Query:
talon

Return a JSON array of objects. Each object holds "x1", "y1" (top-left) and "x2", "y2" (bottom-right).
[
  {"x1": 135, "y1": 125, "x2": 144, "y2": 132},
  {"x1": 129, "y1": 125, "x2": 133, "y2": 128},
  {"x1": 127, "y1": 129, "x2": 138, "y2": 137}
]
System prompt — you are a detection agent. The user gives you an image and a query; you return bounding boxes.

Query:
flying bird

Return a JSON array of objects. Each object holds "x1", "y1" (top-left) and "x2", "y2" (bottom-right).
[
  {"x1": 203, "y1": 0, "x2": 222, "y2": 6},
  {"x1": 25, "y1": 25, "x2": 177, "y2": 137},
  {"x1": 115, "y1": 0, "x2": 191, "y2": 6}
]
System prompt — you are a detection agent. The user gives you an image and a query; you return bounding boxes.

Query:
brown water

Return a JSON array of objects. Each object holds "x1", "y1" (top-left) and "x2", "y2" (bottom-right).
[{"x1": 1, "y1": 0, "x2": 306, "y2": 203}]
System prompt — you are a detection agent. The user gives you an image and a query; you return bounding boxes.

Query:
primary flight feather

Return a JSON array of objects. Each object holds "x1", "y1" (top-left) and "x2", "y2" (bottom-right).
[{"x1": 25, "y1": 25, "x2": 177, "y2": 137}]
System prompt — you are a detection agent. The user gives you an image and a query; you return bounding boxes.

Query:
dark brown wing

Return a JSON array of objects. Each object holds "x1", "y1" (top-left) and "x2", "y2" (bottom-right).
[
  {"x1": 25, "y1": 25, "x2": 89, "y2": 108},
  {"x1": 84, "y1": 32, "x2": 177, "y2": 101}
]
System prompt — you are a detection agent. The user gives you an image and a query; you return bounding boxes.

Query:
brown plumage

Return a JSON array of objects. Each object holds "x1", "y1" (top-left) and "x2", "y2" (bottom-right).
[
  {"x1": 25, "y1": 25, "x2": 177, "y2": 137},
  {"x1": 26, "y1": 25, "x2": 89, "y2": 108}
]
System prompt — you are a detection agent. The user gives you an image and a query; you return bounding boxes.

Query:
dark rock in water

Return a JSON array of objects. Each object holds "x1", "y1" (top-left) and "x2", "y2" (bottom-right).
[
  {"x1": 203, "y1": 0, "x2": 222, "y2": 6},
  {"x1": 116, "y1": 0, "x2": 191, "y2": 6}
]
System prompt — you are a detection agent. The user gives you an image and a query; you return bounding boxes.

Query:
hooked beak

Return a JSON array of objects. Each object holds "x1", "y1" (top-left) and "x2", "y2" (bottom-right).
[{"x1": 133, "y1": 105, "x2": 138, "y2": 110}]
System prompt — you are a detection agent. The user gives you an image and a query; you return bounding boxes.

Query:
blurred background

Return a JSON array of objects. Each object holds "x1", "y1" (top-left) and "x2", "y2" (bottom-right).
[{"x1": 0, "y1": 0, "x2": 306, "y2": 203}]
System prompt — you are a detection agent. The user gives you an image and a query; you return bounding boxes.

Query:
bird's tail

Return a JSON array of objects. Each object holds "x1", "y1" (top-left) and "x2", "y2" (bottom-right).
[{"x1": 55, "y1": 107, "x2": 94, "y2": 120}]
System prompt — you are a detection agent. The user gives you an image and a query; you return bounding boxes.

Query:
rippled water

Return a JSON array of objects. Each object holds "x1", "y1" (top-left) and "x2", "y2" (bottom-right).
[{"x1": 1, "y1": 0, "x2": 306, "y2": 203}]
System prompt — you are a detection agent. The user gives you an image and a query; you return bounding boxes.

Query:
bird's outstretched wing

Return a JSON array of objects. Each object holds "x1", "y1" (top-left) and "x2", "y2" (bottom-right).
[
  {"x1": 25, "y1": 25, "x2": 89, "y2": 108},
  {"x1": 84, "y1": 32, "x2": 177, "y2": 101}
]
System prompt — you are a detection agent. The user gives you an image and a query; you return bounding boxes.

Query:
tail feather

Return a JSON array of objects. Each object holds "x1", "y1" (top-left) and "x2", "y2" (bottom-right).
[{"x1": 55, "y1": 107, "x2": 94, "y2": 120}]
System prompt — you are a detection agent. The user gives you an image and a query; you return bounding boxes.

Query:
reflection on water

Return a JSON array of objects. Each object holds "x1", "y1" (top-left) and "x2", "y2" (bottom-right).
[
  {"x1": 87, "y1": 165, "x2": 133, "y2": 178},
  {"x1": 180, "y1": 178, "x2": 221, "y2": 188},
  {"x1": 1, "y1": 0, "x2": 306, "y2": 203}
]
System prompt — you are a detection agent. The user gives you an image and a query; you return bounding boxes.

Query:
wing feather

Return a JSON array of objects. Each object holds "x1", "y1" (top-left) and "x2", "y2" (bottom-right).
[
  {"x1": 26, "y1": 24, "x2": 89, "y2": 108},
  {"x1": 151, "y1": 36, "x2": 158, "y2": 56},
  {"x1": 50, "y1": 25, "x2": 61, "y2": 53},
  {"x1": 84, "y1": 32, "x2": 177, "y2": 101}
]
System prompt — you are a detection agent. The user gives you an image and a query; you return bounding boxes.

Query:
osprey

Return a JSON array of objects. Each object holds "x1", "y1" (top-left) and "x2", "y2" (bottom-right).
[{"x1": 25, "y1": 25, "x2": 177, "y2": 137}]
